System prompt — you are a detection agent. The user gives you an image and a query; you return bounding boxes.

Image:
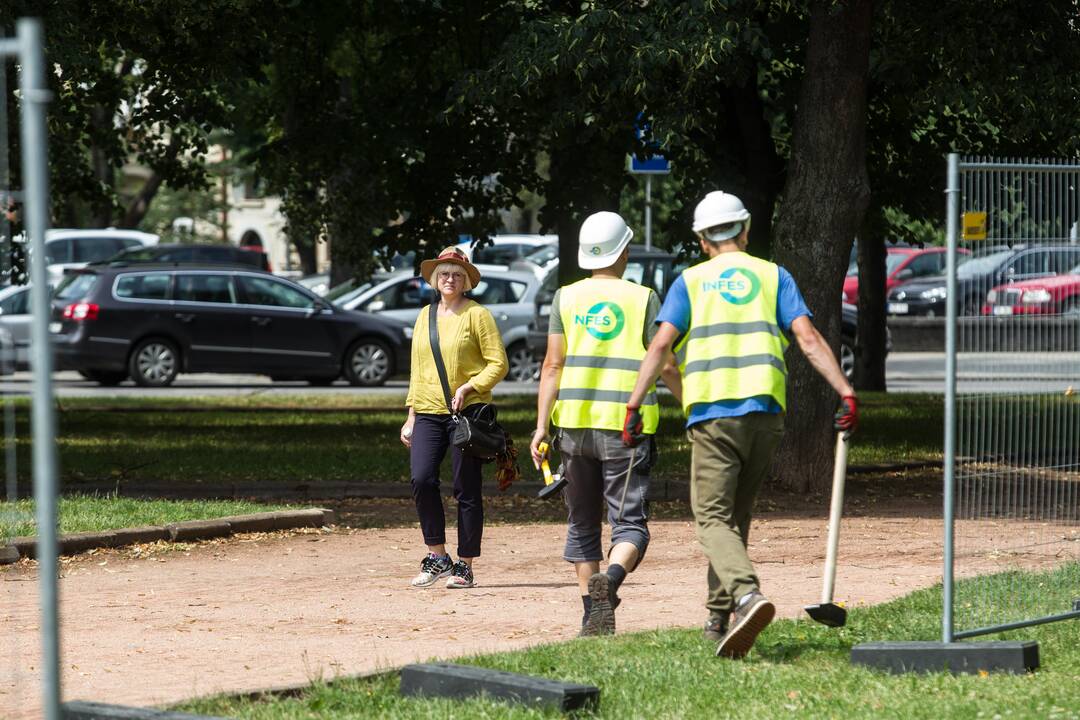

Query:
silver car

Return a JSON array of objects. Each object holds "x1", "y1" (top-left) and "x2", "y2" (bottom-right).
[
  {"x1": 332, "y1": 265, "x2": 541, "y2": 382},
  {"x1": 0, "y1": 284, "x2": 31, "y2": 370}
]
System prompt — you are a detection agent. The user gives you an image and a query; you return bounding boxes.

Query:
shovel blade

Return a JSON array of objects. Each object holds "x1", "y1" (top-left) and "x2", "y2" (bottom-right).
[
  {"x1": 537, "y1": 477, "x2": 568, "y2": 500},
  {"x1": 805, "y1": 602, "x2": 847, "y2": 628}
]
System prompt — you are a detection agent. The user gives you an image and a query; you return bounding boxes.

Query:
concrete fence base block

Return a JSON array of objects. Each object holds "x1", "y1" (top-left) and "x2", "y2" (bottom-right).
[
  {"x1": 165, "y1": 520, "x2": 232, "y2": 543},
  {"x1": 113, "y1": 526, "x2": 170, "y2": 546},
  {"x1": 0, "y1": 544, "x2": 19, "y2": 564},
  {"x1": 851, "y1": 641, "x2": 1039, "y2": 674},
  {"x1": 400, "y1": 662, "x2": 600, "y2": 712},
  {"x1": 62, "y1": 700, "x2": 229, "y2": 719}
]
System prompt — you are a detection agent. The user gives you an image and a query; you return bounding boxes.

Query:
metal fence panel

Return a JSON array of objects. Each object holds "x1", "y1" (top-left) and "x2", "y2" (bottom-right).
[{"x1": 946, "y1": 155, "x2": 1080, "y2": 641}]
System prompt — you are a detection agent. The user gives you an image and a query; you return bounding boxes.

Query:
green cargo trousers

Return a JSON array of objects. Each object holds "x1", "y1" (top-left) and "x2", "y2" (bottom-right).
[{"x1": 688, "y1": 412, "x2": 785, "y2": 618}]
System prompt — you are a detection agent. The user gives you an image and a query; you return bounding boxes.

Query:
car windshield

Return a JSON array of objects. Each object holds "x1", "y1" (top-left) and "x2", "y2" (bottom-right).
[
  {"x1": 54, "y1": 273, "x2": 98, "y2": 300},
  {"x1": 846, "y1": 252, "x2": 915, "y2": 277},
  {"x1": 330, "y1": 280, "x2": 378, "y2": 307},
  {"x1": 110, "y1": 247, "x2": 157, "y2": 262},
  {"x1": 524, "y1": 245, "x2": 558, "y2": 265},
  {"x1": 957, "y1": 250, "x2": 1014, "y2": 278}
]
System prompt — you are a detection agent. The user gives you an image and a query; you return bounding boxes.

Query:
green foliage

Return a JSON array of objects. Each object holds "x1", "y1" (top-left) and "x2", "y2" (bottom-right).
[{"x1": 183, "y1": 563, "x2": 1080, "y2": 719}]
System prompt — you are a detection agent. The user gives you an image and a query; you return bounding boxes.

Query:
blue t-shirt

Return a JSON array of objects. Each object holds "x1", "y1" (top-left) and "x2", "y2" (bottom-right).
[{"x1": 657, "y1": 265, "x2": 811, "y2": 427}]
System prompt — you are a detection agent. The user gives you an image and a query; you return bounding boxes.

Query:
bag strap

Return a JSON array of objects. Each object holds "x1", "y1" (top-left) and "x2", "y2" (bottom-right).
[{"x1": 428, "y1": 301, "x2": 455, "y2": 414}]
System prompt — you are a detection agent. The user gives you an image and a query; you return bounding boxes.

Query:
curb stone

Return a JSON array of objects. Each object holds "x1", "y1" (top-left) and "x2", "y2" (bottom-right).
[
  {"x1": 62, "y1": 699, "x2": 229, "y2": 719},
  {"x1": 4, "y1": 508, "x2": 336, "y2": 561},
  {"x1": 0, "y1": 544, "x2": 18, "y2": 564}
]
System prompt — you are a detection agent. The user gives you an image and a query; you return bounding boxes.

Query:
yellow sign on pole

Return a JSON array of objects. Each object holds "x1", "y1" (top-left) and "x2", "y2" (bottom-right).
[{"x1": 962, "y1": 211, "x2": 987, "y2": 241}]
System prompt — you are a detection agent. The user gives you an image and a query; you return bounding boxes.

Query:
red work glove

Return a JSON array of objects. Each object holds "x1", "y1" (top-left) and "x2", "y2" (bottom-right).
[
  {"x1": 622, "y1": 406, "x2": 645, "y2": 447},
  {"x1": 834, "y1": 395, "x2": 858, "y2": 434}
]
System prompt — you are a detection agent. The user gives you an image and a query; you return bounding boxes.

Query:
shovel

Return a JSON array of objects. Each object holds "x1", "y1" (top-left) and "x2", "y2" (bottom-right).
[{"x1": 804, "y1": 431, "x2": 849, "y2": 627}]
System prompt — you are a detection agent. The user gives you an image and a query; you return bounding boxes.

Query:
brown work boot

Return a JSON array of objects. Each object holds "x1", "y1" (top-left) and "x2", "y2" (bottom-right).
[
  {"x1": 715, "y1": 590, "x2": 774, "y2": 659},
  {"x1": 580, "y1": 573, "x2": 616, "y2": 637},
  {"x1": 703, "y1": 614, "x2": 729, "y2": 643}
]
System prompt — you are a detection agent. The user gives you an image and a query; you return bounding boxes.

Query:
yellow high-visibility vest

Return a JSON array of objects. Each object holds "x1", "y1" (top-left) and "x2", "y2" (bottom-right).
[
  {"x1": 552, "y1": 278, "x2": 659, "y2": 433},
  {"x1": 675, "y1": 252, "x2": 787, "y2": 412}
]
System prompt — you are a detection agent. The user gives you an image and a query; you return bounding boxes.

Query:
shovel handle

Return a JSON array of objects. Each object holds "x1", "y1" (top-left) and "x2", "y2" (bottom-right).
[{"x1": 821, "y1": 432, "x2": 849, "y2": 604}]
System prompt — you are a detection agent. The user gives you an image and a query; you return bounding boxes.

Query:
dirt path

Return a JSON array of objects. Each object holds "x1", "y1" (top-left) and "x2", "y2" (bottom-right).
[{"x1": 0, "y1": 509, "x2": 1027, "y2": 719}]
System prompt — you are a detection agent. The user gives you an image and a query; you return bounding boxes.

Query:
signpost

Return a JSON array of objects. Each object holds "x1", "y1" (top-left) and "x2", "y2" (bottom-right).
[{"x1": 628, "y1": 116, "x2": 670, "y2": 251}]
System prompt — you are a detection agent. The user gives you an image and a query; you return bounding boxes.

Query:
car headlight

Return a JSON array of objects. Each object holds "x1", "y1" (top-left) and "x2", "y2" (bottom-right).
[
  {"x1": 919, "y1": 287, "x2": 947, "y2": 301},
  {"x1": 402, "y1": 326, "x2": 413, "y2": 339},
  {"x1": 1021, "y1": 288, "x2": 1052, "y2": 304}
]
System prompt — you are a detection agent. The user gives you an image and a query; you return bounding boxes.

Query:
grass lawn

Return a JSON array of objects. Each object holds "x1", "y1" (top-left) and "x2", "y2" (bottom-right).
[
  {"x1": 181, "y1": 564, "x2": 1080, "y2": 720},
  {"x1": 3, "y1": 392, "x2": 944, "y2": 488},
  {"x1": 0, "y1": 495, "x2": 291, "y2": 539}
]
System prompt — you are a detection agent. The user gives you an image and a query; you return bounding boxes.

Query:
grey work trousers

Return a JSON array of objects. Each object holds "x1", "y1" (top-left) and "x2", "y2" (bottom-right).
[{"x1": 558, "y1": 428, "x2": 653, "y2": 565}]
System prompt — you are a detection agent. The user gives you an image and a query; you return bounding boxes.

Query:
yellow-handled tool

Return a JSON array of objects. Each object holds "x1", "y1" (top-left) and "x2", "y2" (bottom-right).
[{"x1": 536, "y1": 441, "x2": 568, "y2": 500}]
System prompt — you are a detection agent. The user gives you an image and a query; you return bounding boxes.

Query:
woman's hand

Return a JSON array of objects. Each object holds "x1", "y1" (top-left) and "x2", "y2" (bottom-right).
[
  {"x1": 451, "y1": 382, "x2": 474, "y2": 413},
  {"x1": 529, "y1": 428, "x2": 548, "y2": 470},
  {"x1": 400, "y1": 416, "x2": 415, "y2": 448}
]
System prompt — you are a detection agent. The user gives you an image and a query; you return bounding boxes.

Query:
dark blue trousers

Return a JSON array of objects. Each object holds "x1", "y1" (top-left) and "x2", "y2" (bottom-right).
[{"x1": 410, "y1": 414, "x2": 484, "y2": 557}]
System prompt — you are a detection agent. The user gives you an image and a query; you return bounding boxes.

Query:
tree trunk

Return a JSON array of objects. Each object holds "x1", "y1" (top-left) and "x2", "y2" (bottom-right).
[
  {"x1": 854, "y1": 208, "x2": 888, "y2": 390},
  {"x1": 120, "y1": 172, "x2": 163, "y2": 229},
  {"x1": 729, "y1": 79, "x2": 784, "y2": 260},
  {"x1": 771, "y1": 0, "x2": 873, "y2": 493},
  {"x1": 295, "y1": 241, "x2": 318, "y2": 275},
  {"x1": 90, "y1": 104, "x2": 115, "y2": 228}
]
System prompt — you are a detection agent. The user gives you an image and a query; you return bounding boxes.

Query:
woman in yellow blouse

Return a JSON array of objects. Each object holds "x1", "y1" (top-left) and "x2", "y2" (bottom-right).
[{"x1": 401, "y1": 246, "x2": 509, "y2": 589}]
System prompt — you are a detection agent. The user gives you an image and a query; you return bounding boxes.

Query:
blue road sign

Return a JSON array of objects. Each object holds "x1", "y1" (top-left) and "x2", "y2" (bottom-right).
[{"x1": 629, "y1": 112, "x2": 671, "y2": 174}]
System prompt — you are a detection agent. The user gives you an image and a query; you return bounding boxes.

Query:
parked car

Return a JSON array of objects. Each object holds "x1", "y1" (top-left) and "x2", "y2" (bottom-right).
[
  {"x1": 887, "y1": 245, "x2": 1080, "y2": 316},
  {"x1": 39, "y1": 228, "x2": 159, "y2": 284},
  {"x1": 0, "y1": 284, "x2": 32, "y2": 370},
  {"x1": 332, "y1": 265, "x2": 542, "y2": 382},
  {"x1": 296, "y1": 273, "x2": 331, "y2": 296},
  {"x1": 458, "y1": 235, "x2": 557, "y2": 266},
  {"x1": 983, "y1": 260, "x2": 1080, "y2": 316},
  {"x1": 843, "y1": 246, "x2": 969, "y2": 305},
  {"x1": 525, "y1": 245, "x2": 687, "y2": 358},
  {"x1": 101, "y1": 243, "x2": 271, "y2": 271},
  {"x1": 49, "y1": 264, "x2": 411, "y2": 387}
]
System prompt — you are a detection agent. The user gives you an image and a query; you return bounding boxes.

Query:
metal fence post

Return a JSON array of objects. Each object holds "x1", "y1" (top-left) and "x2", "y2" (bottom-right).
[
  {"x1": 17, "y1": 17, "x2": 60, "y2": 720},
  {"x1": 943, "y1": 152, "x2": 959, "y2": 644}
]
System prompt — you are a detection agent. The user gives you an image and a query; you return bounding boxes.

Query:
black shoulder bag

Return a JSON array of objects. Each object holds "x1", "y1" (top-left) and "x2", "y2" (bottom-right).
[{"x1": 428, "y1": 302, "x2": 507, "y2": 460}]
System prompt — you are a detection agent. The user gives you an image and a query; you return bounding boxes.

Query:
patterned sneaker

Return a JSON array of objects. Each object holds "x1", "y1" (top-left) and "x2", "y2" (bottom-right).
[
  {"x1": 445, "y1": 560, "x2": 476, "y2": 589},
  {"x1": 703, "y1": 614, "x2": 729, "y2": 643},
  {"x1": 580, "y1": 573, "x2": 617, "y2": 637},
  {"x1": 716, "y1": 590, "x2": 775, "y2": 659},
  {"x1": 410, "y1": 553, "x2": 453, "y2": 588}
]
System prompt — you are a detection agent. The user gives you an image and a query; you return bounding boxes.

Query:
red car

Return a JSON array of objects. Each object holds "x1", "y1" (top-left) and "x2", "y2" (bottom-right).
[
  {"x1": 843, "y1": 246, "x2": 966, "y2": 305},
  {"x1": 982, "y1": 268, "x2": 1080, "y2": 316}
]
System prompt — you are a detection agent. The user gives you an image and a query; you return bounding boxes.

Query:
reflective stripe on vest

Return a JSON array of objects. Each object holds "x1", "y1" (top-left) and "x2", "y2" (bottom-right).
[
  {"x1": 675, "y1": 252, "x2": 788, "y2": 412},
  {"x1": 552, "y1": 278, "x2": 659, "y2": 433}
]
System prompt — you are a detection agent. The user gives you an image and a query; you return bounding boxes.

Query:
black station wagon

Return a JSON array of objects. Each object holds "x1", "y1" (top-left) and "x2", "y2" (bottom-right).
[{"x1": 50, "y1": 264, "x2": 411, "y2": 387}]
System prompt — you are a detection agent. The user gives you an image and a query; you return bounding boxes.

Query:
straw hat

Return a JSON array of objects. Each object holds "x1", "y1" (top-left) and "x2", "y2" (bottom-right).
[{"x1": 419, "y1": 246, "x2": 482, "y2": 287}]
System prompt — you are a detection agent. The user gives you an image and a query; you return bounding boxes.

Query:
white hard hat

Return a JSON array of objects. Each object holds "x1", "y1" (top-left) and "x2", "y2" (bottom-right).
[
  {"x1": 692, "y1": 191, "x2": 751, "y2": 238},
  {"x1": 578, "y1": 211, "x2": 634, "y2": 270}
]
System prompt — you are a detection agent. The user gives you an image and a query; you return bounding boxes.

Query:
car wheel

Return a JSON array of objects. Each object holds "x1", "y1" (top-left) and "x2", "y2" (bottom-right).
[
  {"x1": 506, "y1": 341, "x2": 540, "y2": 383},
  {"x1": 960, "y1": 296, "x2": 981, "y2": 317},
  {"x1": 1060, "y1": 298, "x2": 1080, "y2": 317},
  {"x1": 128, "y1": 338, "x2": 179, "y2": 387},
  {"x1": 839, "y1": 337, "x2": 856, "y2": 381},
  {"x1": 82, "y1": 369, "x2": 128, "y2": 386},
  {"x1": 344, "y1": 339, "x2": 392, "y2": 387},
  {"x1": 306, "y1": 376, "x2": 337, "y2": 386}
]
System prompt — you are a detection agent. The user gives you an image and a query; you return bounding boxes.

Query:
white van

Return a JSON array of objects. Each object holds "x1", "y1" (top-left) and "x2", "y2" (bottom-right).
[{"x1": 42, "y1": 228, "x2": 159, "y2": 284}]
